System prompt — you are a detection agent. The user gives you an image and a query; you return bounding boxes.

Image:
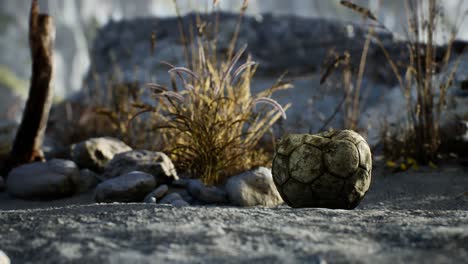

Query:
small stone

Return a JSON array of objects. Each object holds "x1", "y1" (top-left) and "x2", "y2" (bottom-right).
[
  {"x1": 102, "y1": 150, "x2": 178, "y2": 185},
  {"x1": 168, "y1": 188, "x2": 194, "y2": 204},
  {"x1": 159, "y1": 192, "x2": 184, "y2": 204},
  {"x1": 145, "y1": 197, "x2": 157, "y2": 204},
  {"x1": 71, "y1": 137, "x2": 132, "y2": 172},
  {"x1": 225, "y1": 167, "x2": 283, "y2": 207},
  {"x1": 76, "y1": 169, "x2": 100, "y2": 193},
  {"x1": 171, "y1": 199, "x2": 190, "y2": 207},
  {"x1": 94, "y1": 171, "x2": 156, "y2": 203},
  {"x1": 143, "y1": 184, "x2": 169, "y2": 202},
  {"x1": 187, "y1": 180, "x2": 229, "y2": 205},
  {"x1": 0, "y1": 250, "x2": 10, "y2": 264},
  {"x1": 6, "y1": 159, "x2": 80, "y2": 200}
]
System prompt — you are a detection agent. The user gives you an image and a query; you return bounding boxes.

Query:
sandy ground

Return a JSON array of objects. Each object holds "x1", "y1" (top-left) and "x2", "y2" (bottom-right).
[{"x1": 0, "y1": 163, "x2": 467, "y2": 263}]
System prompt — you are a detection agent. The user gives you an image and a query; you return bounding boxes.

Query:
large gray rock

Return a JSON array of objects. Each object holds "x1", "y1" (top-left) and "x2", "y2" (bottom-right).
[
  {"x1": 102, "y1": 150, "x2": 178, "y2": 184},
  {"x1": 226, "y1": 167, "x2": 283, "y2": 207},
  {"x1": 187, "y1": 180, "x2": 229, "y2": 205},
  {"x1": 0, "y1": 250, "x2": 10, "y2": 264},
  {"x1": 94, "y1": 171, "x2": 156, "y2": 203},
  {"x1": 6, "y1": 159, "x2": 80, "y2": 200},
  {"x1": 71, "y1": 137, "x2": 132, "y2": 172}
]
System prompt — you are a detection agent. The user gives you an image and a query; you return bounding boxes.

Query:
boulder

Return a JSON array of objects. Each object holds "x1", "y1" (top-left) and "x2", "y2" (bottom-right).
[
  {"x1": 94, "y1": 171, "x2": 156, "y2": 203},
  {"x1": 225, "y1": 167, "x2": 283, "y2": 207},
  {"x1": 76, "y1": 169, "x2": 100, "y2": 193},
  {"x1": 71, "y1": 137, "x2": 132, "y2": 172},
  {"x1": 102, "y1": 150, "x2": 178, "y2": 184},
  {"x1": 6, "y1": 159, "x2": 80, "y2": 200},
  {"x1": 0, "y1": 250, "x2": 10, "y2": 264},
  {"x1": 187, "y1": 179, "x2": 229, "y2": 205},
  {"x1": 143, "y1": 184, "x2": 169, "y2": 203}
]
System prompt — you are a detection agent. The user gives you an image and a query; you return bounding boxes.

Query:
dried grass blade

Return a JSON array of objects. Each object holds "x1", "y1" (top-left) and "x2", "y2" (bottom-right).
[
  {"x1": 253, "y1": 97, "x2": 287, "y2": 119},
  {"x1": 340, "y1": 0, "x2": 377, "y2": 21}
]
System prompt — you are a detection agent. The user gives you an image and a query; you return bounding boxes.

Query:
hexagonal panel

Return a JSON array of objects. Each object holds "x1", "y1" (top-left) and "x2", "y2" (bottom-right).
[
  {"x1": 289, "y1": 144, "x2": 323, "y2": 184},
  {"x1": 272, "y1": 154, "x2": 290, "y2": 186},
  {"x1": 357, "y1": 141, "x2": 372, "y2": 171},
  {"x1": 332, "y1": 130, "x2": 365, "y2": 145},
  {"x1": 282, "y1": 178, "x2": 317, "y2": 208},
  {"x1": 323, "y1": 140, "x2": 359, "y2": 178},
  {"x1": 303, "y1": 135, "x2": 331, "y2": 149},
  {"x1": 276, "y1": 134, "x2": 305, "y2": 156},
  {"x1": 310, "y1": 173, "x2": 345, "y2": 200}
]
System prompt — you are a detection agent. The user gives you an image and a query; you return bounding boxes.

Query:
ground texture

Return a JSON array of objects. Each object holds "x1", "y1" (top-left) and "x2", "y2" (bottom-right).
[{"x1": 0, "y1": 165, "x2": 467, "y2": 264}]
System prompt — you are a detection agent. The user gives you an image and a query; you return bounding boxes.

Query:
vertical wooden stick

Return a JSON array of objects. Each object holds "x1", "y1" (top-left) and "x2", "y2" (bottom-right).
[{"x1": 3, "y1": 0, "x2": 55, "y2": 175}]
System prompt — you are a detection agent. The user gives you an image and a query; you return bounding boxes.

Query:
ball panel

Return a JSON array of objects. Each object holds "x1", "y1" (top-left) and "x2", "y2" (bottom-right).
[
  {"x1": 348, "y1": 168, "x2": 371, "y2": 196},
  {"x1": 317, "y1": 130, "x2": 338, "y2": 138},
  {"x1": 289, "y1": 144, "x2": 322, "y2": 184},
  {"x1": 272, "y1": 154, "x2": 290, "y2": 186},
  {"x1": 276, "y1": 134, "x2": 305, "y2": 156},
  {"x1": 282, "y1": 178, "x2": 317, "y2": 208},
  {"x1": 310, "y1": 173, "x2": 345, "y2": 200},
  {"x1": 332, "y1": 130, "x2": 365, "y2": 145},
  {"x1": 357, "y1": 141, "x2": 372, "y2": 171},
  {"x1": 303, "y1": 135, "x2": 331, "y2": 149},
  {"x1": 323, "y1": 140, "x2": 359, "y2": 178}
]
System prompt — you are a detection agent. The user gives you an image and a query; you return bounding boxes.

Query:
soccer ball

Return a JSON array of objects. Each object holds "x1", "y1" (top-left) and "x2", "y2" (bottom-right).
[{"x1": 272, "y1": 130, "x2": 372, "y2": 209}]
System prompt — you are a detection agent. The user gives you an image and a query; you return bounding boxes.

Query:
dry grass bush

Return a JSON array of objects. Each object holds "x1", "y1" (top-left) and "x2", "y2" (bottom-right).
[
  {"x1": 129, "y1": 1, "x2": 291, "y2": 185},
  {"x1": 341, "y1": 0, "x2": 466, "y2": 165}
]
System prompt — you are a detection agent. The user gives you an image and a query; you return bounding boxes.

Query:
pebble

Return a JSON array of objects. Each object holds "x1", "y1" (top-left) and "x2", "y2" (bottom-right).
[
  {"x1": 159, "y1": 193, "x2": 183, "y2": 204},
  {"x1": 187, "y1": 180, "x2": 229, "y2": 205},
  {"x1": 171, "y1": 199, "x2": 190, "y2": 207}
]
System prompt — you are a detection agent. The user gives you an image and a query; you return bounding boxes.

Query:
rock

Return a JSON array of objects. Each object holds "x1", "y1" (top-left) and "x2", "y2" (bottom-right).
[
  {"x1": 71, "y1": 137, "x2": 132, "y2": 172},
  {"x1": 102, "y1": 151, "x2": 178, "y2": 184},
  {"x1": 143, "y1": 184, "x2": 169, "y2": 203},
  {"x1": 187, "y1": 180, "x2": 229, "y2": 205},
  {"x1": 6, "y1": 159, "x2": 80, "y2": 200},
  {"x1": 225, "y1": 167, "x2": 284, "y2": 207},
  {"x1": 0, "y1": 176, "x2": 4, "y2": 192},
  {"x1": 0, "y1": 250, "x2": 10, "y2": 264},
  {"x1": 171, "y1": 178, "x2": 191, "y2": 188},
  {"x1": 171, "y1": 199, "x2": 190, "y2": 207},
  {"x1": 144, "y1": 197, "x2": 157, "y2": 204},
  {"x1": 76, "y1": 169, "x2": 100, "y2": 193},
  {"x1": 94, "y1": 171, "x2": 156, "y2": 203},
  {"x1": 167, "y1": 187, "x2": 195, "y2": 204},
  {"x1": 159, "y1": 192, "x2": 184, "y2": 204}
]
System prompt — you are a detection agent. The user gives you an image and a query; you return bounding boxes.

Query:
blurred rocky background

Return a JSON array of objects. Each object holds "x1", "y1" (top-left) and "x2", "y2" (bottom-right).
[{"x1": 1, "y1": 0, "x2": 467, "y2": 148}]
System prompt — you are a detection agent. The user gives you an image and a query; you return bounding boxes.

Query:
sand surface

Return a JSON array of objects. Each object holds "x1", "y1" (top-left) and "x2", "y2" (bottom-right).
[{"x1": 0, "y1": 164, "x2": 467, "y2": 263}]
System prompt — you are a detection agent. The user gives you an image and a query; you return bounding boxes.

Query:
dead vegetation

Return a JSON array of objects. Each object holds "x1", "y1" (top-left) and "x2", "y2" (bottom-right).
[
  {"x1": 130, "y1": 1, "x2": 291, "y2": 185},
  {"x1": 339, "y1": 0, "x2": 466, "y2": 166}
]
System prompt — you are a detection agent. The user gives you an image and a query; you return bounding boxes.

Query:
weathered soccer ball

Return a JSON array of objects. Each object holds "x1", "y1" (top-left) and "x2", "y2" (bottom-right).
[{"x1": 272, "y1": 130, "x2": 372, "y2": 209}]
